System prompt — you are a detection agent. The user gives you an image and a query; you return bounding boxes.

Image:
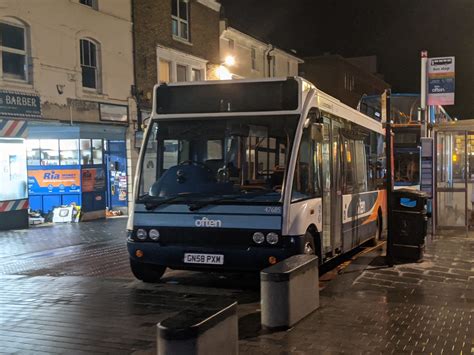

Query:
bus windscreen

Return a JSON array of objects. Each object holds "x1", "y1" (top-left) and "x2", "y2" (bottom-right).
[{"x1": 155, "y1": 79, "x2": 299, "y2": 114}]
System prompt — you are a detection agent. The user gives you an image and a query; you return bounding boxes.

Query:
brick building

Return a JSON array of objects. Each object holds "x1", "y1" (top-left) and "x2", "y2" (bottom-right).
[
  {"x1": 133, "y1": 0, "x2": 221, "y2": 108},
  {"x1": 301, "y1": 55, "x2": 390, "y2": 109}
]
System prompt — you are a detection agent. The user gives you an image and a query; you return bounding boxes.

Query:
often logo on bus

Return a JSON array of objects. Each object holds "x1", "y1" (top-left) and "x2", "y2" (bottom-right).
[{"x1": 194, "y1": 217, "x2": 222, "y2": 228}]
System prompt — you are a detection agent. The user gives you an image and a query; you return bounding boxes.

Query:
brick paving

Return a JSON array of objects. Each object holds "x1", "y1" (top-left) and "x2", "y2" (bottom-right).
[{"x1": 0, "y1": 220, "x2": 473, "y2": 354}]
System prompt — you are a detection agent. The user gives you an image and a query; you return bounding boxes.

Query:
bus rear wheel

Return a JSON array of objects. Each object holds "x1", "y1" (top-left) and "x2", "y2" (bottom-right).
[
  {"x1": 130, "y1": 258, "x2": 166, "y2": 283},
  {"x1": 369, "y1": 213, "x2": 382, "y2": 246}
]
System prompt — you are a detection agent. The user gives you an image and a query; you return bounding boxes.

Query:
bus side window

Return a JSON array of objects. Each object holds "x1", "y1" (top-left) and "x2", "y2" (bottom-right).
[
  {"x1": 355, "y1": 140, "x2": 368, "y2": 192},
  {"x1": 342, "y1": 139, "x2": 356, "y2": 194}
]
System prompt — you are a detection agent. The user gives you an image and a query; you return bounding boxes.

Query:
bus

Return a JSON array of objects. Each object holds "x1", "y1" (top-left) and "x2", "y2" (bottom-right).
[
  {"x1": 359, "y1": 94, "x2": 451, "y2": 190},
  {"x1": 127, "y1": 77, "x2": 386, "y2": 282}
]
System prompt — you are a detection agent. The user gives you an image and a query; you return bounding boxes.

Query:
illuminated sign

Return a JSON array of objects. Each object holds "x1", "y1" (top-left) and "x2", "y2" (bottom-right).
[{"x1": 28, "y1": 169, "x2": 81, "y2": 194}]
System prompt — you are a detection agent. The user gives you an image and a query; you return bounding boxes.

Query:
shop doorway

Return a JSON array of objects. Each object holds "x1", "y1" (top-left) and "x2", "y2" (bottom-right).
[{"x1": 105, "y1": 140, "x2": 128, "y2": 214}]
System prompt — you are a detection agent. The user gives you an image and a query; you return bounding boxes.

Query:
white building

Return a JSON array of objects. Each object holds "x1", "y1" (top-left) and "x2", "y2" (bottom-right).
[
  {"x1": 0, "y1": 0, "x2": 134, "y2": 227},
  {"x1": 219, "y1": 20, "x2": 303, "y2": 80}
]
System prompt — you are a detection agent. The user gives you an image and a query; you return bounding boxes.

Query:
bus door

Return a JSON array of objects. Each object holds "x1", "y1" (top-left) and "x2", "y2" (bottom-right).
[
  {"x1": 341, "y1": 135, "x2": 358, "y2": 251},
  {"x1": 331, "y1": 119, "x2": 344, "y2": 254},
  {"x1": 321, "y1": 118, "x2": 332, "y2": 256}
]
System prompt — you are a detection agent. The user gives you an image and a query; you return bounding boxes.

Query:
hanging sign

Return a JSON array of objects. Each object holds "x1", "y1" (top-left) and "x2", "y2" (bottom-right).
[{"x1": 427, "y1": 57, "x2": 455, "y2": 106}]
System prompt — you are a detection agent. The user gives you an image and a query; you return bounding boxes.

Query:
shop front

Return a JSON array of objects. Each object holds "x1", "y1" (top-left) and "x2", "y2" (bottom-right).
[{"x1": 27, "y1": 122, "x2": 128, "y2": 220}]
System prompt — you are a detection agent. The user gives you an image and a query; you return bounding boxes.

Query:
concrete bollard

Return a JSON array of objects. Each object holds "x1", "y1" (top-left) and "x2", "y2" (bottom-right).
[
  {"x1": 261, "y1": 254, "x2": 319, "y2": 329},
  {"x1": 157, "y1": 301, "x2": 238, "y2": 355}
]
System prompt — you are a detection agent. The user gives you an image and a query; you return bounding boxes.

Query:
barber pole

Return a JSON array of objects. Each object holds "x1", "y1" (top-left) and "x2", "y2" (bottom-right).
[{"x1": 0, "y1": 119, "x2": 28, "y2": 138}]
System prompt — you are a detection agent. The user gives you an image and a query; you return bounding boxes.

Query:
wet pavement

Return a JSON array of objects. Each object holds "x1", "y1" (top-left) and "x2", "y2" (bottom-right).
[{"x1": 0, "y1": 219, "x2": 473, "y2": 354}]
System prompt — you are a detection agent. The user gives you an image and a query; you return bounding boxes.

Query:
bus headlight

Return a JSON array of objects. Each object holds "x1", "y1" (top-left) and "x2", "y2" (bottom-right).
[
  {"x1": 136, "y1": 229, "x2": 148, "y2": 241},
  {"x1": 252, "y1": 232, "x2": 265, "y2": 244},
  {"x1": 266, "y1": 232, "x2": 279, "y2": 245},
  {"x1": 149, "y1": 229, "x2": 160, "y2": 241}
]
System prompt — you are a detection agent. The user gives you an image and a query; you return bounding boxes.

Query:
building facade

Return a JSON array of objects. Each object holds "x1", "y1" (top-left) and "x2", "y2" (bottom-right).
[
  {"x1": 301, "y1": 55, "x2": 390, "y2": 109},
  {"x1": 219, "y1": 21, "x2": 303, "y2": 80},
  {"x1": 0, "y1": 0, "x2": 134, "y2": 229},
  {"x1": 133, "y1": 0, "x2": 222, "y2": 103}
]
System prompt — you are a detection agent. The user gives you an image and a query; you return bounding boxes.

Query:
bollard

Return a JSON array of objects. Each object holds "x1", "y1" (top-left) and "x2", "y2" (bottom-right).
[
  {"x1": 157, "y1": 301, "x2": 238, "y2": 355},
  {"x1": 261, "y1": 254, "x2": 319, "y2": 329}
]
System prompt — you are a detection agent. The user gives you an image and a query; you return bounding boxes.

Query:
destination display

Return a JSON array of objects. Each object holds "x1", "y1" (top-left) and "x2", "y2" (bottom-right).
[{"x1": 155, "y1": 79, "x2": 299, "y2": 114}]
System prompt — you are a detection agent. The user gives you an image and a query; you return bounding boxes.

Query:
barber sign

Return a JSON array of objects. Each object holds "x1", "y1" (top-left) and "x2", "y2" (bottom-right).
[{"x1": 427, "y1": 57, "x2": 455, "y2": 106}]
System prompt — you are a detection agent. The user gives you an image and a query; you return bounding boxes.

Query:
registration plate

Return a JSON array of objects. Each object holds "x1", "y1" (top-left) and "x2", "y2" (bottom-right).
[{"x1": 183, "y1": 253, "x2": 224, "y2": 265}]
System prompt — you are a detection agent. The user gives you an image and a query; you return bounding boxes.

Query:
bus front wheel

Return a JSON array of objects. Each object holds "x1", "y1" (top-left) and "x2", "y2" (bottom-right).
[{"x1": 130, "y1": 258, "x2": 166, "y2": 283}]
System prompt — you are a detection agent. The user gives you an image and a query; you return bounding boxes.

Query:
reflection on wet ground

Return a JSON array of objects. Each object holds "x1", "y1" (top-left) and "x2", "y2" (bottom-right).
[{"x1": 0, "y1": 219, "x2": 472, "y2": 353}]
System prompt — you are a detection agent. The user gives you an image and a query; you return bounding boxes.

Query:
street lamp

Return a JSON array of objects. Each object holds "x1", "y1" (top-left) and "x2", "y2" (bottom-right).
[
  {"x1": 224, "y1": 55, "x2": 236, "y2": 67},
  {"x1": 217, "y1": 65, "x2": 232, "y2": 80}
]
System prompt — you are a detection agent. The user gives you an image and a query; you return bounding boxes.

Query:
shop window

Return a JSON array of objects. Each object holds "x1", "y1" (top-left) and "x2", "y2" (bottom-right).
[
  {"x1": 0, "y1": 138, "x2": 28, "y2": 202},
  {"x1": 40, "y1": 139, "x2": 59, "y2": 166},
  {"x1": 92, "y1": 139, "x2": 103, "y2": 164},
  {"x1": 0, "y1": 20, "x2": 28, "y2": 81},
  {"x1": 177, "y1": 64, "x2": 187, "y2": 82},
  {"x1": 60, "y1": 139, "x2": 79, "y2": 165},
  {"x1": 80, "y1": 139, "x2": 92, "y2": 164},
  {"x1": 26, "y1": 139, "x2": 40, "y2": 165},
  {"x1": 80, "y1": 38, "x2": 100, "y2": 90},
  {"x1": 172, "y1": 0, "x2": 189, "y2": 41}
]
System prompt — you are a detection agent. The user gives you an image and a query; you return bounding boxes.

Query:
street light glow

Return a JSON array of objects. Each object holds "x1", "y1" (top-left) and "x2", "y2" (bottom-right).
[
  {"x1": 217, "y1": 65, "x2": 232, "y2": 80},
  {"x1": 224, "y1": 55, "x2": 236, "y2": 66}
]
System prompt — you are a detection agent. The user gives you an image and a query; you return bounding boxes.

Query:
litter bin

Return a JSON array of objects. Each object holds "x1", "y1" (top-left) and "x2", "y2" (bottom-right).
[{"x1": 391, "y1": 189, "x2": 428, "y2": 262}]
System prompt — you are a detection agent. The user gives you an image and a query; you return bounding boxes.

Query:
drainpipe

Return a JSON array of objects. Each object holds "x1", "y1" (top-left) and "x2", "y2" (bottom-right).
[{"x1": 265, "y1": 45, "x2": 275, "y2": 78}]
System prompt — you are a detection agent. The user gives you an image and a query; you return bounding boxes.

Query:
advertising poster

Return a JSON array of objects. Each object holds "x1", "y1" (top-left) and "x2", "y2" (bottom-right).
[
  {"x1": 427, "y1": 57, "x2": 455, "y2": 106},
  {"x1": 82, "y1": 168, "x2": 106, "y2": 192},
  {"x1": 28, "y1": 169, "x2": 81, "y2": 194}
]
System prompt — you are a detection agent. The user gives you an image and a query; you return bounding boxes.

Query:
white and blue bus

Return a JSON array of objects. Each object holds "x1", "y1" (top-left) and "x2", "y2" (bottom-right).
[{"x1": 127, "y1": 77, "x2": 386, "y2": 282}]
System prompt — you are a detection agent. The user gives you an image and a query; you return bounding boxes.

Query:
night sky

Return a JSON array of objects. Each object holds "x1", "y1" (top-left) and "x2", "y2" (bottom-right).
[{"x1": 220, "y1": 0, "x2": 474, "y2": 118}]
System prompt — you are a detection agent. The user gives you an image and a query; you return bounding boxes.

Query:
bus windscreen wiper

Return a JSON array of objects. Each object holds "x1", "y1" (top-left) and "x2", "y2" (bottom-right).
[{"x1": 188, "y1": 190, "x2": 275, "y2": 211}]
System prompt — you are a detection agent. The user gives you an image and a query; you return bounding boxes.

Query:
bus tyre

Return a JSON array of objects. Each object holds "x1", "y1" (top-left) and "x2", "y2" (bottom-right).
[
  {"x1": 130, "y1": 258, "x2": 166, "y2": 283},
  {"x1": 369, "y1": 214, "x2": 382, "y2": 246}
]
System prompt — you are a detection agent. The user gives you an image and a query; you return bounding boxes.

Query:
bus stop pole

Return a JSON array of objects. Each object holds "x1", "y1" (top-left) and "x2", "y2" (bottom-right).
[{"x1": 384, "y1": 89, "x2": 394, "y2": 266}]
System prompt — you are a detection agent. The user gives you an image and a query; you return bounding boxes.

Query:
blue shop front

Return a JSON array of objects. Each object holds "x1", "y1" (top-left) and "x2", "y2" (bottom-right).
[{"x1": 27, "y1": 122, "x2": 128, "y2": 220}]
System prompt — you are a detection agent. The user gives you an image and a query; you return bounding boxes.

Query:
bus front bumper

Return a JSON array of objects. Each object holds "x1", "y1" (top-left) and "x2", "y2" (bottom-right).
[{"x1": 127, "y1": 240, "x2": 299, "y2": 272}]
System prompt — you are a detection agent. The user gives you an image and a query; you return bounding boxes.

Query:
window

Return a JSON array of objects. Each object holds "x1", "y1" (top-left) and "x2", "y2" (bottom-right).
[
  {"x1": 228, "y1": 39, "x2": 234, "y2": 50},
  {"x1": 80, "y1": 39, "x2": 99, "y2": 90},
  {"x1": 80, "y1": 139, "x2": 92, "y2": 164},
  {"x1": 287, "y1": 61, "x2": 291, "y2": 76},
  {"x1": 159, "y1": 59, "x2": 171, "y2": 83},
  {"x1": 251, "y1": 47, "x2": 256, "y2": 70},
  {"x1": 60, "y1": 139, "x2": 79, "y2": 165},
  {"x1": 191, "y1": 68, "x2": 201, "y2": 81},
  {"x1": 79, "y1": 0, "x2": 98, "y2": 9},
  {"x1": 342, "y1": 138, "x2": 356, "y2": 194},
  {"x1": 176, "y1": 64, "x2": 187, "y2": 82},
  {"x1": 0, "y1": 21, "x2": 28, "y2": 81},
  {"x1": 40, "y1": 139, "x2": 59, "y2": 166},
  {"x1": 292, "y1": 125, "x2": 322, "y2": 202},
  {"x1": 26, "y1": 139, "x2": 40, "y2": 165},
  {"x1": 92, "y1": 139, "x2": 103, "y2": 164},
  {"x1": 80, "y1": 139, "x2": 103, "y2": 165},
  {"x1": 172, "y1": 0, "x2": 189, "y2": 41},
  {"x1": 344, "y1": 73, "x2": 355, "y2": 92},
  {"x1": 355, "y1": 140, "x2": 368, "y2": 192}
]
